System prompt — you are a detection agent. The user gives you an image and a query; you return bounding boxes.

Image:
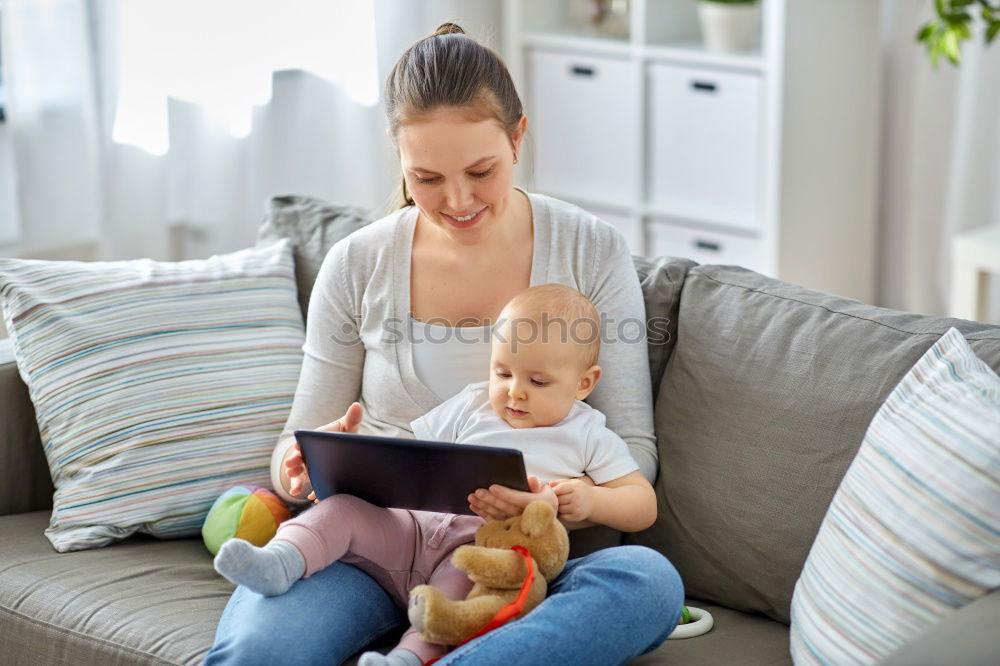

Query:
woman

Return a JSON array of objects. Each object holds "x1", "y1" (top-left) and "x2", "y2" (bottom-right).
[{"x1": 205, "y1": 23, "x2": 683, "y2": 665}]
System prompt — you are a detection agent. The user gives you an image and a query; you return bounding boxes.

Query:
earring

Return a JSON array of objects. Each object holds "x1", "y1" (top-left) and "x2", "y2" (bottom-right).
[{"x1": 513, "y1": 155, "x2": 519, "y2": 165}]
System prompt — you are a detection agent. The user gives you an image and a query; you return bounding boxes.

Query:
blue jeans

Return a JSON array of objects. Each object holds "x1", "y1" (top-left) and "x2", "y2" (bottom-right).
[{"x1": 204, "y1": 545, "x2": 684, "y2": 665}]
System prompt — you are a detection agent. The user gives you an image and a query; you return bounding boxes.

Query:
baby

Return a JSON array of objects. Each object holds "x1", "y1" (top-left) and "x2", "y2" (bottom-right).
[{"x1": 213, "y1": 284, "x2": 656, "y2": 666}]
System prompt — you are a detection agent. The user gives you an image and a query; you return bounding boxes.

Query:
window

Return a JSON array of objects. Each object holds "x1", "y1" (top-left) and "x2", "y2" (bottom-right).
[
  {"x1": 0, "y1": 11, "x2": 6, "y2": 123},
  {"x1": 112, "y1": 1, "x2": 378, "y2": 155}
]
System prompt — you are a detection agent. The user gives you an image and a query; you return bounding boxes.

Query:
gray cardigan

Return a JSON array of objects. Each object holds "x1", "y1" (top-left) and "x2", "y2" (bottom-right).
[{"x1": 270, "y1": 191, "x2": 657, "y2": 505}]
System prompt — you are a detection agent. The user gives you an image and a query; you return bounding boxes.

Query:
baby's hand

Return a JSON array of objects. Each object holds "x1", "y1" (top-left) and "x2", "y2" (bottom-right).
[{"x1": 550, "y1": 478, "x2": 596, "y2": 523}]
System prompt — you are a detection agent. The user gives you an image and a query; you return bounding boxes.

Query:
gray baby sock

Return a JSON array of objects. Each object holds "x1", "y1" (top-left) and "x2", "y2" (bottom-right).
[
  {"x1": 358, "y1": 648, "x2": 423, "y2": 666},
  {"x1": 213, "y1": 538, "x2": 305, "y2": 596}
]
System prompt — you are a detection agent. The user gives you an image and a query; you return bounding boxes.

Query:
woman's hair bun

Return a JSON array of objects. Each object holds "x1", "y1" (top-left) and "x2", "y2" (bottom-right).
[{"x1": 433, "y1": 22, "x2": 466, "y2": 37}]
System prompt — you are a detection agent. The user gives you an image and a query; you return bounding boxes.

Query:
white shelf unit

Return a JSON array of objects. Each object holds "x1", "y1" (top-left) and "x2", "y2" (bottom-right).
[{"x1": 504, "y1": 0, "x2": 881, "y2": 303}]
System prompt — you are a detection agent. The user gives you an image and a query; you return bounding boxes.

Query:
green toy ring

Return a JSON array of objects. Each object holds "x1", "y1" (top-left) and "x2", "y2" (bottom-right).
[{"x1": 667, "y1": 606, "x2": 714, "y2": 639}]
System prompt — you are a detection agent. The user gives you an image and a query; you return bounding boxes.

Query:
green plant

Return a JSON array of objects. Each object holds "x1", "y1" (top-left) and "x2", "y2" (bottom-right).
[{"x1": 917, "y1": 0, "x2": 999, "y2": 67}]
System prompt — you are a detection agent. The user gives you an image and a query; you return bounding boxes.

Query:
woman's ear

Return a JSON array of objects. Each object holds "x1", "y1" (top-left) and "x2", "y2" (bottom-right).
[
  {"x1": 512, "y1": 114, "x2": 528, "y2": 155},
  {"x1": 575, "y1": 365, "x2": 602, "y2": 400}
]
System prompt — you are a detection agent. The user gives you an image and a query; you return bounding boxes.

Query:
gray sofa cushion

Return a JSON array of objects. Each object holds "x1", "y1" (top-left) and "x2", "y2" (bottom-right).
[
  {"x1": 0, "y1": 511, "x2": 233, "y2": 665},
  {"x1": 0, "y1": 341, "x2": 51, "y2": 516},
  {"x1": 626, "y1": 265, "x2": 1000, "y2": 625},
  {"x1": 256, "y1": 195, "x2": 377, "y2": 319},
  {"x1": 633, "y1": 255, "x2": 698, "y2": 405}
]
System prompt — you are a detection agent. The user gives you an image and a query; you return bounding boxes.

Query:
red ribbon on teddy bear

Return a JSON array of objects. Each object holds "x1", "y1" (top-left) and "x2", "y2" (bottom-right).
[{"x1": 424, "y1": 545, "x2": 535, "y2": 666}]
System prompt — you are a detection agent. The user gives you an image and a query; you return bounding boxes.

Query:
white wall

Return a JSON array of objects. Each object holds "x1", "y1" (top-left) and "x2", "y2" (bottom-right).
[
  {"x1": 0, "y1": 123, "x2": 18, "y2": 252},
  {"x1": 0, "y1": 123, "x2": 9, "y2": 338},
  {"x1": 878, "y1": 0, "x2": 1000, "y2": 322}
]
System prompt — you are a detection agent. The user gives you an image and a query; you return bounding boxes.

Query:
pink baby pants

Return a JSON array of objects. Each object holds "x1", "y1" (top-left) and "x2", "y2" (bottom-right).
[{"x1": 273, "y1": 494, "x2": 484, "y2": 662}]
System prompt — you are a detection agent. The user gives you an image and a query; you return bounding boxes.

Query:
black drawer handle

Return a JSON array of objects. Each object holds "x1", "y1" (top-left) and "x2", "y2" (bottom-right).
[
  {"x1": 695, "y1": 239, "x2": 721, "y2": 252},
  {"x1": 571, "y1": 65, "x2": 595, "y2": 77},
  {"x1": 691, "y1": 81, "x2": 717, "y2": 93}
]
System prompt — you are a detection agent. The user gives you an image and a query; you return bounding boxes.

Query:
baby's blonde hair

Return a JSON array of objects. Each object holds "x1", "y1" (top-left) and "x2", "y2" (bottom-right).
[{"x1": 499, "y1": 284, "x2": 601, "y2": 369}]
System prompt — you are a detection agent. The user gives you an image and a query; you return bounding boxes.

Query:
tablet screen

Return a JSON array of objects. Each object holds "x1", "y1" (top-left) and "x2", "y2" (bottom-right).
[{"x1": 294, "y1": 430, "x2": 529, "y2": 515}]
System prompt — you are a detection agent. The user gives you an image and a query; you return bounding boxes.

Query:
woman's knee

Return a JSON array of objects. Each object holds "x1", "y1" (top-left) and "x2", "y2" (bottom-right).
[
  {"x1": 585, "y1": 543, "x2": 677, "y2": 574},
  {"x1": 593, "y1": 546, "x2": 684, "y2": 645},
  {"x1": 204, "y1": 563, "x2": 403, "y2": 665},
  {"x1": 624, "y1": 546, "x2": 682, "y2": 599},
  {"x1": 577, "y1": 546, "x2": 684, "y2": 613},
  {"x1": 203, "y1": 589, "x2": 280, "y2": 665},
  {"x1": 204, "y1": 625, "x2": 274, "y2": 665}
]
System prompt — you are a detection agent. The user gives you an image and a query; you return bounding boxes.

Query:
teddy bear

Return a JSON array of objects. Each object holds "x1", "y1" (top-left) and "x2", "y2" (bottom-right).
[{"x1": 407, "y1": 500, "x2": 570, "y2": 647}]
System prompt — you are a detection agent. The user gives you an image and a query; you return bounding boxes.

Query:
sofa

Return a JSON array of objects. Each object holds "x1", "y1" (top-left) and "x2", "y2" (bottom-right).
[{"x1": 1, "y1": 195, "x2": 998, "y2": 665}]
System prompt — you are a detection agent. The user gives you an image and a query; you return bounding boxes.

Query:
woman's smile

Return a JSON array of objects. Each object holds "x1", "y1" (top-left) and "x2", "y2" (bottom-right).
[{"x1": 442, "y1": 207, "x2": 487, "y2": 229}]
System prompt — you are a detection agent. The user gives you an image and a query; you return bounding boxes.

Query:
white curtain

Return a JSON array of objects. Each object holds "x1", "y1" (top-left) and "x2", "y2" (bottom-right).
[
  {"x1": 1, "y1": 0, "x2": 104, "y2": 255},
  {"x1": 879, "y1": 0, "x2": 1000, "y2": 321},
  {"x1": 1, "y1": 0, "x2": 501, "y2": 262}
]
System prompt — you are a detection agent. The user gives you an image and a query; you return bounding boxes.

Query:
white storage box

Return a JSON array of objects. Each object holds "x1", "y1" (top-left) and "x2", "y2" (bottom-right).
[
  {"x1": 647, "y1": 63, "x2": 763, "y2": 231},
  {"x1": 647, "y1": 218, "x2": 766, "y2": 273},
  {"x1": 527, "y1": 49, "x2": 639, "y2": 206}
]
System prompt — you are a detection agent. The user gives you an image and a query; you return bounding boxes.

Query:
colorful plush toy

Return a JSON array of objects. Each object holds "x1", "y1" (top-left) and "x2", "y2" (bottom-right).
[
  {"x1": 407, "y1": 500, "x2": 570, "y2": 648},
  {"x1": 201, "y1": 485, "x2": 291, "y2": 555}
]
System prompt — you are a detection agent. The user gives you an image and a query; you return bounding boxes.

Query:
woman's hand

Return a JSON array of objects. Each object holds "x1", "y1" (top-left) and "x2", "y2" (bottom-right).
[
  {"x1": 283, "y1": 441, "x2": 311, "y2": 497},
  {"x1": 283, "y1": 402, "x2": 363, "y2": 502},
  {"x1": 468, "y1": 475, "x2": 558, "y2": 521}
]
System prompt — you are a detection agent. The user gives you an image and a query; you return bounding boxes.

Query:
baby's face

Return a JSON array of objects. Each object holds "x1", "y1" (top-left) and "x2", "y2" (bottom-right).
[{"x1": 488, "y1": 323, "x2": 591, "y2": 429}]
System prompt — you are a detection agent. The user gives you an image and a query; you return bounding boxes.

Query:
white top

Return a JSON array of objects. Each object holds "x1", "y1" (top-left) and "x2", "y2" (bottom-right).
[
  {"x1": 409, "y1": 317, "x2": 492, "y2": 402},
  {"x1": 270, "y1": 190, "x2": 656, "y2": 505},
  {"x1": 411, "y1": 381, "x2": 639, "y2": 485}
]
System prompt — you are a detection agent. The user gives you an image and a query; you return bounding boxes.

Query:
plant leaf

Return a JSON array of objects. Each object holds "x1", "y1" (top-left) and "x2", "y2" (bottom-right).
[
  {"x1": 943, "y1": 29, "x2": 962, "y2": 63},
  {"x1": 987, "y1": 21, "x2": 1000, "y2": 44},
  {"x1": 929, "y1": 39, "x2": 942, "y2": 68}
]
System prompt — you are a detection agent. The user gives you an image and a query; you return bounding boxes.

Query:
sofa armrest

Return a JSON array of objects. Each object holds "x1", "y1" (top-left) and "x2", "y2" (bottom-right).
[
  {"x1": 880, "y1": 588, "x2": 1000, "y2": 665},
  {"x1": 0, "y1": 339, "x2": 53, "y2": 516}
]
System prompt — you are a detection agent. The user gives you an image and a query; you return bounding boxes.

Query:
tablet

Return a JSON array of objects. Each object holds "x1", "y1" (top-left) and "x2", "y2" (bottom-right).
[{"x1": 293, "y1": 429, "x2": 530, "y2": 515}]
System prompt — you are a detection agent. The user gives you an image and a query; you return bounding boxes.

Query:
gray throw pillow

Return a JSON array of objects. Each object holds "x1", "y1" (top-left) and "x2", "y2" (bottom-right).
[
  {"x1": 632, "y1": 255, "x2": 697, "y2": 405},
  {"x1": 256, "y1": 195, "x2": 377, "y2": 320},
  {"x1": 625, "y1": 264, "x2": 1000, "y2": 624}
]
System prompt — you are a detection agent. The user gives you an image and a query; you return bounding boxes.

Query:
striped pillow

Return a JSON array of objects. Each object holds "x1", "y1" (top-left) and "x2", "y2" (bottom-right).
[
  {"x1": 790, "y1": 327, "x2": 1000, "y2": 664},
  {"x1": 0, "y1": 240, "x2": 304, "y2": 552}
]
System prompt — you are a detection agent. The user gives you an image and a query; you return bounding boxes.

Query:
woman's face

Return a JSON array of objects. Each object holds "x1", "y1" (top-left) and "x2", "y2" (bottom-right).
[{"x1": 396, "y1": 107, "x2": 526, "y2": 246}]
